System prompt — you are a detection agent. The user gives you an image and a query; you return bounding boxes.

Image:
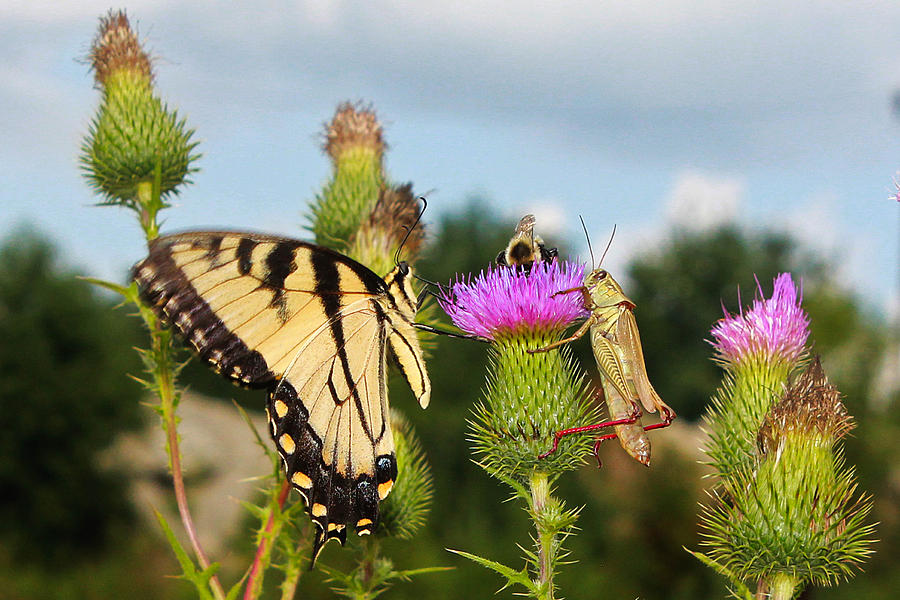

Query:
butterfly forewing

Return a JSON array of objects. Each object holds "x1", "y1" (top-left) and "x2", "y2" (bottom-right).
[{"x1": 133, "y1": 231, "x2": 428, "y2": 560}]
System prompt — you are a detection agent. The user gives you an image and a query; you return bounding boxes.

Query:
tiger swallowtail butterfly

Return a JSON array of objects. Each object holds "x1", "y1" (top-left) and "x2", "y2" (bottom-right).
[{"x1": 133, "y1": 231, "x2": 430, "y2": 561}]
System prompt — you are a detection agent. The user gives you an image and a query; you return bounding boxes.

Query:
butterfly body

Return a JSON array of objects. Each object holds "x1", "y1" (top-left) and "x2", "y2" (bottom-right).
[{"x1": 133, "y1": 231, "x2": 429, "y2": 558}]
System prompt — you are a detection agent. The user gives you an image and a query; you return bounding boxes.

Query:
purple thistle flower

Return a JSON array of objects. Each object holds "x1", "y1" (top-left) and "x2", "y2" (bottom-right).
[
  {"x1": 710, "y1": 273, "x2": 810, "y2": 365},
  {"x1": 439, "y1": 260, "x2": 589, "y2": 341}
]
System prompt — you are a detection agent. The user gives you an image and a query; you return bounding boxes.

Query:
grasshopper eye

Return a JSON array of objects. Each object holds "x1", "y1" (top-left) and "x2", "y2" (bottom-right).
[{"x1": 596, "y1": 269, "x2": 607, "y2": 279}]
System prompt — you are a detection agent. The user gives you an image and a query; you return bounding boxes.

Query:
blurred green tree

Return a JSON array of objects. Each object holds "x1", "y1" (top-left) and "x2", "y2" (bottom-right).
[{"x1": 0, "y1": 227, "x2": 144, "y2": 566}]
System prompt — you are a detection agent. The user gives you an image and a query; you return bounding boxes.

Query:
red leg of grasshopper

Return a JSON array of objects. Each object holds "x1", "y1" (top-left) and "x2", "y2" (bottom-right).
[
  {"x1": 538, "y1": 407, "x2": 641, "y2": 460},
  {"x1": 641, "y1": 406, "x2": 675, "y2": 432},
  {"x1": 591, "y1": 406, "x2": 676, "y2": 467}
]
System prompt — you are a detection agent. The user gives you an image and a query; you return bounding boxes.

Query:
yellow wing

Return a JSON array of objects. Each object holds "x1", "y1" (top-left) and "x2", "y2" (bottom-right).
[{"x1": 133, "y1": 231, "x2": 430, "y2": 559}]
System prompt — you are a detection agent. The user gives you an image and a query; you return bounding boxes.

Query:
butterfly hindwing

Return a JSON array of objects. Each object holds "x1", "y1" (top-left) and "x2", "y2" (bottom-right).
[{"x1": 133, "y1": 231, "x2": 429, "y2": 560}]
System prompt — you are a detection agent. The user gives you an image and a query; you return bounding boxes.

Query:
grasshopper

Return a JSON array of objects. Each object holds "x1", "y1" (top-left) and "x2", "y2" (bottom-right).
[{"x1": 531, "y1": 228, "x2": 674, "y2": 466}]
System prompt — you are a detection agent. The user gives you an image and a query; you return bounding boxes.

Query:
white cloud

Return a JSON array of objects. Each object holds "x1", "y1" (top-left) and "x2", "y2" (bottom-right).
[
  {"x1": 782, "y1": 191, "x2": 840, "y2": 252},
  {"x1": 1, "y1": 1, "x2": 897, "y2": 317},
  {"x1": 664, "y1": 170, "x2": 744, "y2": 230}
]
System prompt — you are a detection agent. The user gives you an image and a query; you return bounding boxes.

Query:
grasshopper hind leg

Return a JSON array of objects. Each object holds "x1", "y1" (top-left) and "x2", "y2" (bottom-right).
[
  {"x1": 642, "y1": 406, "x2": 676, "y2": 433},
  {"x1": 537, "y1": 403, "x2": 642, "y2": 461},
  {"x1": 592, "y1": 404, "x2": 676, "y2": 467}
]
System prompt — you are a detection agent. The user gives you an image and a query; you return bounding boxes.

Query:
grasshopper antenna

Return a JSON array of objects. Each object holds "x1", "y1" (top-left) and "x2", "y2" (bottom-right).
[
  {"x1": 394, "y1": 196, "x2": 428, "y2": 267},
  {"x1": 579, "y1": 215, "x2": 595, "y2": 269},
  {"x1": 598, "y1": 224, "x2": 616, "y2": 267}
]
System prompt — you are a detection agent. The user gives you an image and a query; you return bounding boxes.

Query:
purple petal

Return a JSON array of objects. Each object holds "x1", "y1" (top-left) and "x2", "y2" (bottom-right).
[
  {"x1": 439, "y1": 260, "x2": 589, "y2": 340},
  {"x1": 710, "y1": 273, "x2": 810, "y2": 364}
]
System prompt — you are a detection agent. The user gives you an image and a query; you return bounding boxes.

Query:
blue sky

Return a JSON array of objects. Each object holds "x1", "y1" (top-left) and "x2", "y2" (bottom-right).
[{"x1": 2, "y1": 2, "x2": 898, "y2": 317}]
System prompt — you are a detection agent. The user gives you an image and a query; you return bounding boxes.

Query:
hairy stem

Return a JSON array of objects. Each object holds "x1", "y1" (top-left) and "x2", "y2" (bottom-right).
[
  {"x1": 138, "y1": 180, "x2": 223, "y2": 599},
  {"x1": 136, "y1": 180, "x2": 160, "y2": 240},
  {"x1": 766, "y1": 572, "x2": 800, "y2": 600},
  {"x1": 244, "y1": 479, "x2": 292, "y2": 600},
  {"x1": 152, "y1": 316, "x2": 225, "y2": 600},
  {"x1": 530, "y1": 472, "x2": 555, "y2": 600},
  {"x1": 280, "y1": 561, "x2": 302, "y2": 600}
]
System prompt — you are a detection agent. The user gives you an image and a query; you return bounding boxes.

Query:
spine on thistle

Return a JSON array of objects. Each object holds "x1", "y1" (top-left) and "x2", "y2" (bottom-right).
[
  {"x1": 695, "y1": 273, "x2": 875, "y2": 599},
  {"x1": 80, "y1": 10, "x2": 199, "y2": 232}
]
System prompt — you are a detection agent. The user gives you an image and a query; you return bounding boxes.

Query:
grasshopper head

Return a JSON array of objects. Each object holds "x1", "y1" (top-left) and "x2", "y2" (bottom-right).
[{"x1": 585, "y1": 267, "x2": 633, "y2": 308}]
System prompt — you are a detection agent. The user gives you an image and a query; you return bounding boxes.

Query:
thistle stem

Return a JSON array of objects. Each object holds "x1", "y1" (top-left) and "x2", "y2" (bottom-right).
[
  {"x1": 766, "y1": 573, "x2": 799, "y2": 600},
  {"x1": 136, "y1": 181, "x2": 160, "y2": 240},
  {"x1": 244, "y1": 479, "x2": 292, "y2": 600},
  {"x1": 280, "y1": 561, "x2": 302, "y2": 600},
  {"x1": 152, "y1": 318, "x2": 225, "y2": 600},
  {"x1": 137, "y1": 180, "x2": 223, "y2": 599},
  {"x1": 530, "y1": 471, "x2": 555, "y2": 600}
]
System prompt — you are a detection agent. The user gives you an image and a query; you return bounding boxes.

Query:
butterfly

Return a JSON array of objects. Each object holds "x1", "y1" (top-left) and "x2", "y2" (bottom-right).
[
  {"x1": 133, "y1": 231, "x2": 430, "y2": 561},
  {"x1": 495, "y1": 214, "x2": 558, "y2": 270}
]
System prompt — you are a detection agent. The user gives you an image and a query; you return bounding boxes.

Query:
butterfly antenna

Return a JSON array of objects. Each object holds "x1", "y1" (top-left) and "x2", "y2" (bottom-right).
[
  {"x1": 579, "y1": 215, "x2": 595, "y2": 269},
  {"x1": 598, "y1": 224, "x2": 616, "y2": 267},
  {"x1": 394, "y1": 196, "x2": 428, "y2": 266},
  {"x1": 413, "y1": 273, "x2": 442, "y2": 287}
]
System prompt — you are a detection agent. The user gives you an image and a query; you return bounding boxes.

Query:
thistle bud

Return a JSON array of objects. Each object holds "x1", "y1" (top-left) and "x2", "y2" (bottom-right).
[
  {"x1": 89, "y1": 10, "x2": 152, "y2": 87},
  {"x1": 311, "y1": 103, "x2": 386, "y2": 249},
  {"x1": 440, "y1": 259, "x2": 596, "y2": 479},
  {"x1": 346, "y1": 184, "x2": 424, "y2": 275},
  {"x1": 700, "y1": 358, "x2": 874, "y2": 590},
  {"x1": 80, "y1": 10, "x2": 199, "y2": 211},
  {"x1": 757, "y1": 357, "x2": 853, "y2": 456},
  {"x1": 323, "y1": 102, "x2": 386, "y2": 163}
]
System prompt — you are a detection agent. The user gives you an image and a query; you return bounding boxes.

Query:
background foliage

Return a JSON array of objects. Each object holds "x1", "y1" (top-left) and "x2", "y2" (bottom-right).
[{"x1": 0, "y1": 199, "x2": 895, "y2": 598}]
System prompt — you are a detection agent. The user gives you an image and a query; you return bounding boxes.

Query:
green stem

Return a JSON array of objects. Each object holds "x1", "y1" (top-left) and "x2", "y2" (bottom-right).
[
  {"x1": 136, "y1": 178, "x2": 165, "y2": 240},
  {"x1": 151, "y1": 316, "x2": 225, "y2": 600},
  {"x1": 279, "y1": 559, "x2": 303, "y2": 600},
  {"x1": 356, "y1": 537, "x2": 381, "y2": 600},
  {"x1": 529, "y1": 471, "x2": 555, "y2": 600},
  {"x1": 766, "y1": 572, "x2": 799, "y2": 600}
]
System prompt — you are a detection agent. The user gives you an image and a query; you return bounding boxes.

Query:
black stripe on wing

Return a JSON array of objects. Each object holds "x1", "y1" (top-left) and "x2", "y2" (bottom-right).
[
  {"x1": 132, "y1": 241, "x2": 275, "y2": 387},
  {"x1": 267, "y1": 362, "x2": 396, "y2": 561}
]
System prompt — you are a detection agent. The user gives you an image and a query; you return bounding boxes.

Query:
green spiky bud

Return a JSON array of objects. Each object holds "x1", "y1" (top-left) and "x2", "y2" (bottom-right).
[
  {"x1": 310, "y1": 103, "x2": 386, "y2": 250},
  {"x1": 377, "y1": 411, "x2": 434, "y2": 540},
  {"x1": 472, "y1": 334, "x2": 595, "y2": 481},
  {"x1": 439, "y1": 260, "x2": 597, "y2": 483},
  {"x1": 80, "y1": 10, "x2": 199, "y2": 217},
  {"x1": 756, "y1": 358, "x2": 853, "y2": 454},
  {"x1": 699, "y1": 358, "x2": 876, "y2": 592}
]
